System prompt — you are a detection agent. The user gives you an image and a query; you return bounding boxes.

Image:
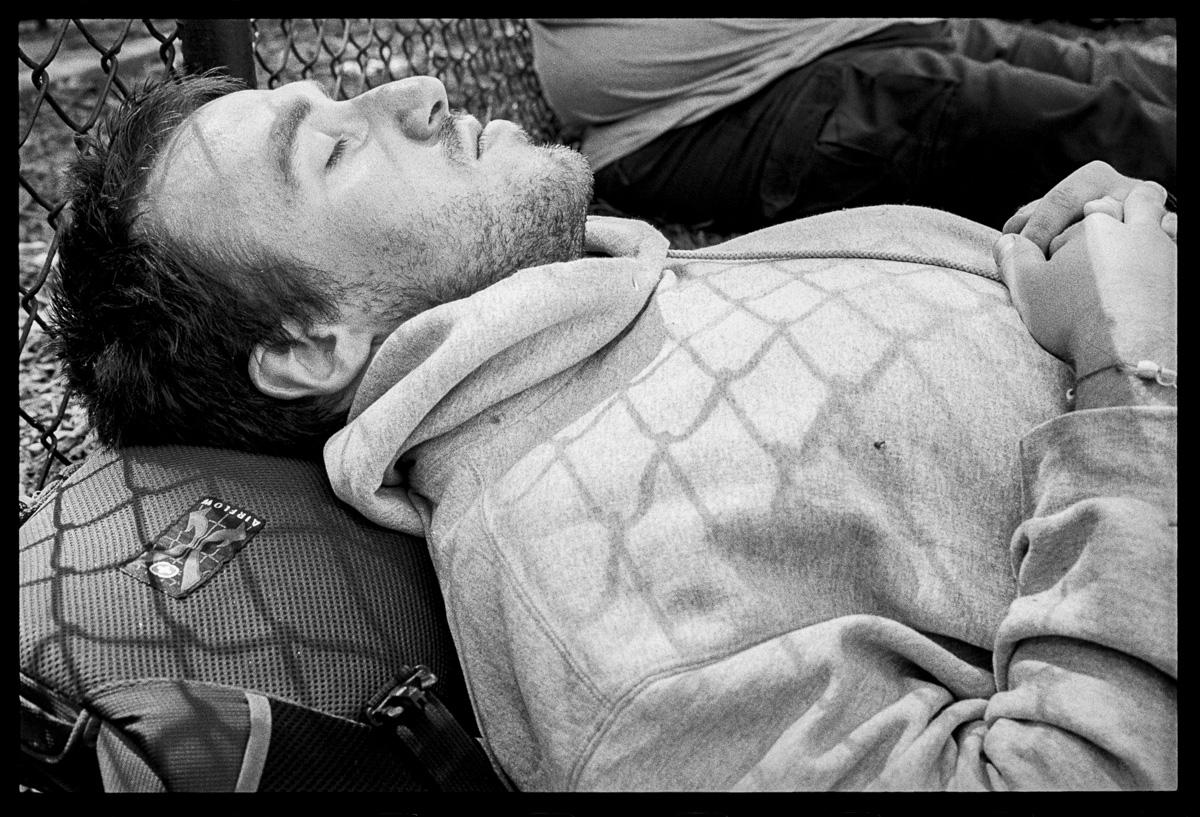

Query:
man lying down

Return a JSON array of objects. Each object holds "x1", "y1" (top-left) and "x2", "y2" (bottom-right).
[{"x1": 52, "y1": 73, "x2": 1176, "y2": 791}]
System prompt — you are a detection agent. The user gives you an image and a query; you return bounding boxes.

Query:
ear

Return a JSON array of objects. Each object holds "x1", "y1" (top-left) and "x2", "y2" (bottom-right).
[{"x1": 248, "y1": 319, "x2": 375, "y2": 400}]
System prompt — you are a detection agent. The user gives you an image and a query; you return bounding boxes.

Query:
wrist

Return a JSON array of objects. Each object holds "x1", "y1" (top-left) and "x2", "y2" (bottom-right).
[{"x1": 1072, "y1": 361, "x2": 1177, "y2": 410}]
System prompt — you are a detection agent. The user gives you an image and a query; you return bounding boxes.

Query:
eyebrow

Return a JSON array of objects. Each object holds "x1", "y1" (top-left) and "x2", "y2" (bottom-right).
[{"x1": 268, "y1": 96, "x2": 313, "y2": 190}]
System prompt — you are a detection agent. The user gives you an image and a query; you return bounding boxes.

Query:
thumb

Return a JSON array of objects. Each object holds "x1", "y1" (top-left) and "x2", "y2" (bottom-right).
[
  {"x1": 993, "y1": 232, "x2": 1046, "y2": 295},
  {"x1": 993, "y1": 231, "x2": 1074, "y2": 360}
]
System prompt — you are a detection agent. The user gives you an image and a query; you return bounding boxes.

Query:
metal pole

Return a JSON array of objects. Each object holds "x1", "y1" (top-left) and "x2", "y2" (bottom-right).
[{"x1": 178, "y1": 19, "x2": 257, "y2": 88}]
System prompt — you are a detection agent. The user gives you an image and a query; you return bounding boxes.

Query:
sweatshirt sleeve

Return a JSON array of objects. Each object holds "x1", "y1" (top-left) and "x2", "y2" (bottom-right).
[
  {"x1": 722, "y1": 406, "x2": 1176, "y2": 793},
  {"x1": 979, "y1": 405, "x2": 1177, "y2": 789}
]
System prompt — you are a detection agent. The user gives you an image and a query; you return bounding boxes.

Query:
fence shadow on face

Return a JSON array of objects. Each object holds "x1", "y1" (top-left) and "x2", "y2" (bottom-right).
[{"x1": 19, "y1": 18, "x2": 567, "y2": 502}]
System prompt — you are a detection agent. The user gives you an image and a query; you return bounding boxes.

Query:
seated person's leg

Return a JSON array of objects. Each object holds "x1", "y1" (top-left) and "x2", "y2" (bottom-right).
[
  {"x1": 766, "y1": 42, "x2": 1175, "y2": 229},
  {"x1": 916, "y1": 47, "x2": 1175, "y2": 227},
  {"x1": 592, "y1": 22, "x2": 954, "y2": 232},
  {"x1": 591, "y1": 67, "x2": 819, "y2": 232},
  {"x1": 949, "y1": 18, "x2": 1175, "y2": 107},
  {"x1": 597, "y1": 27, "x2": 1174, "y2": 232}
]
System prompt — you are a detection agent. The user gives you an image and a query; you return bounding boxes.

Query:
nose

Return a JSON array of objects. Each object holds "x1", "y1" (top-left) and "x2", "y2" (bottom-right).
[{"x1": 353, "y1": 75, "x2": 449, "y2": 142}]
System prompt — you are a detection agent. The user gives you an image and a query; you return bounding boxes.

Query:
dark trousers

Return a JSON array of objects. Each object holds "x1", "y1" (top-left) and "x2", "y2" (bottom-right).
[{"x1": 593, "y1": 20, "x2": 1176, "y2": 231}]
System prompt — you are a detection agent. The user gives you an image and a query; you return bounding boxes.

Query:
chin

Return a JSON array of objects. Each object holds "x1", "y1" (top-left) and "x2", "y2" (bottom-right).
[
  {"x1": 547, "y1": 146, "x2": 593, "y2": 240},
  {"x1": 506, "y1": 143, "x2": 592, "y2": 258},
  {"x1": 406, "y1": 143, "x2": 596, "y2": 308}
]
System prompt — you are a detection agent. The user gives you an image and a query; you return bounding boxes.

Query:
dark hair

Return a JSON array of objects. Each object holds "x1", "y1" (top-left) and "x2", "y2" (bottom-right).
[{"x1": 51, "y1": 72, "x2": 348, "y2": 458}]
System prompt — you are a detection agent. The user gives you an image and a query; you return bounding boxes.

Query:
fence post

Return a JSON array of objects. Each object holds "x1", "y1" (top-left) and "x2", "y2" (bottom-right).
[{"x1": 178, "y1": 19, "x2": 257, "y2": 87}]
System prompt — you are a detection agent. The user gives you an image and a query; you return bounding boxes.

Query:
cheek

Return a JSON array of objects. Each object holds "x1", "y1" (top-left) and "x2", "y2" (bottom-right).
[{"x1": 316, "y1": 196, "x2": 434, "y2": 277}]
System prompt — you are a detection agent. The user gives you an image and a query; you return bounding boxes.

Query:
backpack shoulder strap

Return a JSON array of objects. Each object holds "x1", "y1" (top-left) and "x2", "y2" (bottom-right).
[
  {"x1": 86, "y1": 676, "x2": 508, "y2": 792},
  {"x1": 365, "y1": 666, "x2": 509, "y2": 792},
  {"x1": 19, "y1": 670, "x2": 102, "y2": 792}
]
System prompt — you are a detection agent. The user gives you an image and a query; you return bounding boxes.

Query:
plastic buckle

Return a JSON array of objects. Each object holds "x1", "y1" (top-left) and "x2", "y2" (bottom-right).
[{"x1": 364, "y1": 665, "x2": 438, "y2": 727}]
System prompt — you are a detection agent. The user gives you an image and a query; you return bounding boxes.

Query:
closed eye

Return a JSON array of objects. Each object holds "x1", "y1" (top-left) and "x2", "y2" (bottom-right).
[{"x1": 326, "y1": 137, "x2": 348, "y2": 169}]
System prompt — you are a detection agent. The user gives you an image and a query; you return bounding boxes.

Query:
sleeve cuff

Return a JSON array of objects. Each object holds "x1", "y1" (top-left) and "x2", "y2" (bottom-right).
[{"x1": 1018, "y1": 405, "x2": 1176, "y2": 523}]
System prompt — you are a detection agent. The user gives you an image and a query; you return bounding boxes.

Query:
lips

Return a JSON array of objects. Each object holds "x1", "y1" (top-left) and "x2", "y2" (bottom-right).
[
  {"x1": 477, "y1": 120, "x2": 513, "y2": 157},
  {"x1": 459, "y1": 118, "x2": 519, "y2": 159}
]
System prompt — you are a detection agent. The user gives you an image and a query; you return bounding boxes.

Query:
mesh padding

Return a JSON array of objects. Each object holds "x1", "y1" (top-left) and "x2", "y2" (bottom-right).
[{"x1": 19, "y1": 444, "x2": 473, "y2": 733}]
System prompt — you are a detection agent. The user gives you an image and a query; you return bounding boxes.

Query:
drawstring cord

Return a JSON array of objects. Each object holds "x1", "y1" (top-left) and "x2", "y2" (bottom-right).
[
  {"x1": 665, "y1": 247, "x2": 1176, "y2": 394},
  {"x1": 662, "y1": 188, "x2": 1176, "y2": 281},
  {"x1": 664, "y1": 247, "x2": 1001, "y2": 283}
]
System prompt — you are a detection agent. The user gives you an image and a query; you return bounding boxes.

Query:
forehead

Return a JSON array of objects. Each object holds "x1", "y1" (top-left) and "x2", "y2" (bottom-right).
[
  {"x1": 173, "y1": 80, "x2": 326, "y2": 158},
  {"x1": 144, "y1": 86, "x2": 296, "y2": 239},
  {"x1": 159, "y1": 86, "x2": 280, "y2": 184}
]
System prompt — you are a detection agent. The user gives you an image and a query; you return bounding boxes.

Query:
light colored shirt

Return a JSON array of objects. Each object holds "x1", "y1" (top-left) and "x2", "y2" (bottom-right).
[
  {"x1": 324, "y1": 210, "x2": 1177, "y2": 790},
  {"x1": 529, "y1": 18, "x2": 935, "y2": 170}
]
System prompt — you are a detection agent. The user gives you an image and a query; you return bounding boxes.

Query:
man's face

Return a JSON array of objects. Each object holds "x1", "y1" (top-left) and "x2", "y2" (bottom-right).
[{"x1": 144, "y1": 76, "x2": 592, "y2": 329}]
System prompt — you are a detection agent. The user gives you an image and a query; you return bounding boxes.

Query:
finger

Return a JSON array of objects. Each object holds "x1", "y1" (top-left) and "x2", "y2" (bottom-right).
[
  {"x1": 1048, "y1": 219, "x2": 1090, "y2": 257},
  {"x1": 993, "y1": 231, "x2": 1048, "y2": 296},
  {"x1": 1002, "y1": 199, "x2": 1040, "y2": 235},
  {"x1": 1161, "y1": 211, "x2": 1177, "y2": 241},
  {"x1": 1082, "y1": 196, "x2": 1124, "y2": 222},
  {"x1": 1123, "y1": 180, "x2": 1169, "y2": 227},
  {"x1": 1019, "y1": 161, "x2": 1137, "y2": 253}
]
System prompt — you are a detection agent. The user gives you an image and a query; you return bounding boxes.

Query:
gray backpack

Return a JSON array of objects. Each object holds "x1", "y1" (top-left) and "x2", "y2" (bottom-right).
[{"x1": 19, "y1": 444, "x2": 507, "y2": 792}]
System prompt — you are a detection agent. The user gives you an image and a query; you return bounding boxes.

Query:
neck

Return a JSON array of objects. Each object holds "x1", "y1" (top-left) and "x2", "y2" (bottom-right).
[{"x1": 322, "y1": 215, "x2": 671, "y2": 533}]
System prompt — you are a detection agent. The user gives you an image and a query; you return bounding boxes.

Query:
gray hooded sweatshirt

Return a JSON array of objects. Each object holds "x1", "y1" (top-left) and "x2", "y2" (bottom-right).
[{"x1": 324, "y1": 208, "x2": 1176, "y2": 790}]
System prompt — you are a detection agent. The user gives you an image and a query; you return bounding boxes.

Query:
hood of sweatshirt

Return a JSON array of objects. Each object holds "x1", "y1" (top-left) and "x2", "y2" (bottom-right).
[{"x1": 323, "y1": 216, "x2": 670, "y2": 532}]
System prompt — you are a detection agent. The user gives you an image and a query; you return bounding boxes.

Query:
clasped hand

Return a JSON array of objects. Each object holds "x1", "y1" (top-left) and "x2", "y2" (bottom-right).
[{"x1": 993, "y1": 161, "x2": 1177, "y2": 382}]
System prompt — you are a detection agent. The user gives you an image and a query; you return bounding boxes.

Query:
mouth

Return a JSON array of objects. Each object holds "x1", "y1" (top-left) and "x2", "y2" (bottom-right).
[{"x1": 477, "y1": 120, "x2": 525, "y2": 157}]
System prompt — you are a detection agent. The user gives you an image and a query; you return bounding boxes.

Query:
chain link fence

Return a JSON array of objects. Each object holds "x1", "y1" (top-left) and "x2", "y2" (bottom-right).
[
  {"x1": 19, "y1": 19, "x2": 563, "y2": 511},
  {"x1": 251, "y1": 19, "x2": 563, "y2": 143}
]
